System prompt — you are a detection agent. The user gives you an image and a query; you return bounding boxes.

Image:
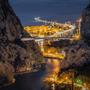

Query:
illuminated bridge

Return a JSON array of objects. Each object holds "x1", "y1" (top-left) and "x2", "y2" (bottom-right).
[
  {"x1": 21, "y1": 17, "x2": 81, "y2": 43},
  {"x1": 21, "y1": 18, "x2": 81, "y2": 60},
  {"x1": 21, "y1": 25, "x2": 80, "y2": 42},
  {"x1": 21, "y1": 18, "x2": 81, "y2": 58},
  {"x1": 21, "y1": 25, "x2": 80, "y2": 58}
]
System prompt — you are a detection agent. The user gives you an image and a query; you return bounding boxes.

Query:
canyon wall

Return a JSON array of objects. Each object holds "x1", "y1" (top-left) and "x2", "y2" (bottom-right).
[
  {"x1": 81, "y1": 4, "x2": 90, "y2": 45},
  {"x1": 61, "y1": 4, "x2": 90, "y2": 71},
  {"x1": 0, "y1": 0, "x2": 43, "y2": 83}
]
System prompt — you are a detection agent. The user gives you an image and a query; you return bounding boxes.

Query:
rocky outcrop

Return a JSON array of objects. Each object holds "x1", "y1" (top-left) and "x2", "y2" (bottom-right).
[
  {"x1": 81, "y1": 4, "x2": 90, "y2": 45},
  {"x1": 61, "y1": 41, "x2": 90, "y2": 70},
  {"x1": 0, "y1": 0, "x2": 43, "y2": 83}
]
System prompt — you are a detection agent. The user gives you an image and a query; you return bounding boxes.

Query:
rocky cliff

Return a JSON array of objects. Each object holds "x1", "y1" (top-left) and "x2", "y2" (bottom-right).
[
  {"x1": 61, "y1": 4, "x2": 90, "y2": 71},
  {"x1": 61, "y1": 41, "x2": 90, "y2": 70},
  {"x1": 0, "y1": 0, "x2": 43, "y2": 83},
  {"x1": 81, "y1": 4, "x2": 90, "y2": 45}
]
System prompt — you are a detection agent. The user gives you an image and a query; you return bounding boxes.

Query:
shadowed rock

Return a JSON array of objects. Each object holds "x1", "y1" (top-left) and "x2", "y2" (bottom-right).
[
  {"x1": 61, "y1": 4, "x2": 90, "y2": 71},
  {"x1": 61, "y1": 41, "x2": 90, "y2": 71},
  {"x1": 0, "y1": 0, "x2": 43, "y2": 83},
  {"x1": 81, "y1": 4, "x2": 90, "y2": 45}
]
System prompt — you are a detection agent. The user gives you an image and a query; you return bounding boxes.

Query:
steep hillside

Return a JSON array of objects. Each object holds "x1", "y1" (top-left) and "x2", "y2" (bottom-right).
[
  {"x1": 81, "y1": 4, "x2": 90, "y2": 45},
  {"x1": 61, "y1": 3, "x2": 90, "y2": 71},
  {"x1": 0, "y1": 0, "x2": 43, "y2": 83}
]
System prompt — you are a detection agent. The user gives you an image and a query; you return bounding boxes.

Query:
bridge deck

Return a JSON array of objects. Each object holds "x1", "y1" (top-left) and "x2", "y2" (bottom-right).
[{"x1": 21, "y1": 37, "x2": 73, "y2": 41}]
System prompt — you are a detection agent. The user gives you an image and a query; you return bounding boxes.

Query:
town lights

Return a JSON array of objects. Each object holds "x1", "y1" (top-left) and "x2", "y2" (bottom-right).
[{"x1": 22, "y1": 19, "x2": 82, "y2": 90}]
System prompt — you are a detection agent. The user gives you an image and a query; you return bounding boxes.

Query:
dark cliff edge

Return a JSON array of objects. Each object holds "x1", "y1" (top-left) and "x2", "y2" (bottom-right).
[
  {"x1": 61, "y1": 4, "x2": 90, "y2": 75},
  {"x1": 81, "y1": 3, "x2": 90, "y2": 45},
  {"x1": 0, "y1": 0, "x2": 43, "y2": 84}
]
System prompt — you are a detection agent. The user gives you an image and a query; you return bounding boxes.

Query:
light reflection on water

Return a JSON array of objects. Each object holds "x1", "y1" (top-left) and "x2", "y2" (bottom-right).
[
  {"x1": 1, "y1": 58, "x2": 61, "y2": 90},
  {"x1": 42, "y1": 58, "x2": 61, "y2": 89},
  {"x1": 46, "y1": 59, "x2": 60, "y2": 75}
]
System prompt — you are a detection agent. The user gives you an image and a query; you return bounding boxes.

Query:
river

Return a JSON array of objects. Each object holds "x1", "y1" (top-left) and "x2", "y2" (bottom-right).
[
  {"x1": 2, "y1": 70, "x2": 46, "y2": 90},
  {"x1": 1, "y1": 59, "x2": 60, "y2": 90}
]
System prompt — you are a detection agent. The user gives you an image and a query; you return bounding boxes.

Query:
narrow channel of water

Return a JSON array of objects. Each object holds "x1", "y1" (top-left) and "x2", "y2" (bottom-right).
[{"x1": 1, "y1": 58, "x2": 61, "y2": 90}]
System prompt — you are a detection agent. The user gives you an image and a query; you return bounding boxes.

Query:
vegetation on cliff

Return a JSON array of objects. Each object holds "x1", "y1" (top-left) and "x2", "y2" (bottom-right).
[{"x1": 0, "y1": 0, "x2": 43, "y2": 84}]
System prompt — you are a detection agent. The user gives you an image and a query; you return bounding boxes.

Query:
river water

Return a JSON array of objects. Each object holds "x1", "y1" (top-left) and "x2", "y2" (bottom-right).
[
  {"x1": 2, "y1": 0, "x2": 89, "y2": 90},
  {"x1": 2, "y1": 70, "x2": 45, "y2": 90},
  {"x1": 2, "y1": 59, "x2": 60, "y2": 90}
]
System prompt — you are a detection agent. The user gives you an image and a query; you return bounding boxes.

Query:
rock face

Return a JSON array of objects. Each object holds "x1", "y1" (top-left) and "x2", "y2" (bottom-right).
[
  {"x1": 0, "y1": 0, "x2": 43, "y2": 82},
  {"x1": 61, "y1": 3, "x2": 90, "y2": 71},
  {"x1": 0, "y1": 0, "x2": 23, "y2": 41},
  {"x1": 81, "y1": 4, "x2": 90, "y2": 45},
  {"x1": 61, "y1": 41, "x2": 90, "y2": 70}
]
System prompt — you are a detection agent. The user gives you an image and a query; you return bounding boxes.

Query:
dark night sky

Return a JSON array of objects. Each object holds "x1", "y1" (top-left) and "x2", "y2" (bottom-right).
[{"x1": 10, "y1": 0, "x2": 89, "y2": 25}]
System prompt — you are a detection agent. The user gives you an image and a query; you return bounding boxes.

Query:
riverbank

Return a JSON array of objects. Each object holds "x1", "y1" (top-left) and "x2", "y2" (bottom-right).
[
  {"x1": 1, "y1": 70, "x2": 46, "y2": 90},
  {"x1": 0, "y1": 63, "x2": 46, "y2": 89}
]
